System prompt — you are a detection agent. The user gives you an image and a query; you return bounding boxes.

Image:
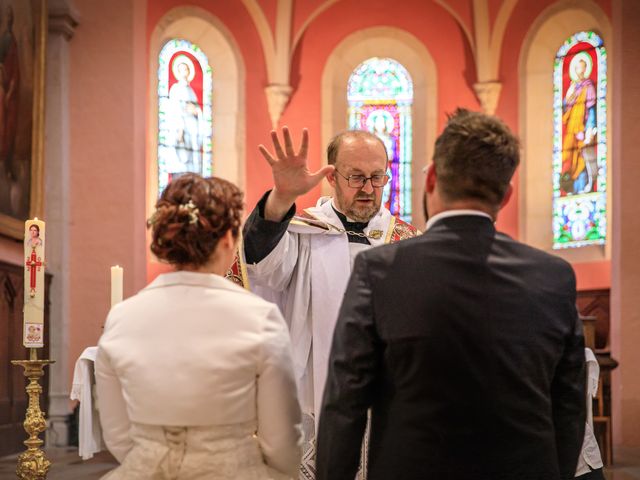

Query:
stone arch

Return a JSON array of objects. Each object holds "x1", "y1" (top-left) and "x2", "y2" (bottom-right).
[
  {"x1": 148, "y1": 6, "x2": 246, "y2": 207},
  {"x1": 519, "y1": 1, "x2": 612, "y2": 262}
]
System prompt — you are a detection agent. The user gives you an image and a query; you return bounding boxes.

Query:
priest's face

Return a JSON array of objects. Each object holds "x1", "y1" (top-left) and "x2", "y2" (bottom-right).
[{"x1": 328, "y1": 137, "x2": 388, "y2": 222}]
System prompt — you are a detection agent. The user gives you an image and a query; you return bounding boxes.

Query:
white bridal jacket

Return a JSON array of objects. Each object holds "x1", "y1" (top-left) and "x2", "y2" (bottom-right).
[{"x1": 96, "y1": 270, "x2": 302, "y2": 480}]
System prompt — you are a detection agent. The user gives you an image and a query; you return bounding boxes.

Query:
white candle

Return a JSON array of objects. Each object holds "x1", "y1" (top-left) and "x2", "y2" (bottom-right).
[
  {"x1": 110, "y1": 266, "x2": 123, "y2": 307},
  {"x1": 23, "y1": 218, "x2": 46, "y2": 348}
]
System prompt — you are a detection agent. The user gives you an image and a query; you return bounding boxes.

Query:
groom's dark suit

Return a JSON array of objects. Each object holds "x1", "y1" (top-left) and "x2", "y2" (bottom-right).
[{"x1": 317, "y1": 214, "x2": 585, "y2": 480}]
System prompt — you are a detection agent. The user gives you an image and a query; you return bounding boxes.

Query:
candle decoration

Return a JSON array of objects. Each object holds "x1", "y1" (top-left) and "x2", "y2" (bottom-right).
[
  {"x1": 111, "y1": 265, "x2": 123, "y2": 307},
  {"x1": 13, "y1": 218, "x2": 55, "y2": 479},
  {"x1": 23, "y1": 218, "x2": 45, "y2": 348}
]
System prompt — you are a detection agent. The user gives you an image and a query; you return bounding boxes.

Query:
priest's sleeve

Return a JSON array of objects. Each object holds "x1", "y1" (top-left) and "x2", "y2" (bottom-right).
[
  {"x1": 316, "y1": 252, "x2": 381, "y2": 480},
  {"x1": 243, "y1": 190, "x2": 300, "y2": 293},
  {"x1": 256, "y1": 304, "x2": 303, "y2": 478},
  {"x1": 551, "y1": 271, "x2": 586, "y2": 480},
  {"x1": 243, "y1": 190, "x2": 296, "y2": 264}
]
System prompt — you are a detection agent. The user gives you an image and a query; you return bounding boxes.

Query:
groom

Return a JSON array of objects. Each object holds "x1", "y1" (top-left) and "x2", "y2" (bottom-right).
[{"x1": 317, "y1": 109, "x2": 586, "y2": 480}]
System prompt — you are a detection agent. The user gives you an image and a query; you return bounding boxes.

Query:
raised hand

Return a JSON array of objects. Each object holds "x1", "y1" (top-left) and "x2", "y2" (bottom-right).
[{"x1": 259, "y1": 127, "x2": 334, "y2": 221}]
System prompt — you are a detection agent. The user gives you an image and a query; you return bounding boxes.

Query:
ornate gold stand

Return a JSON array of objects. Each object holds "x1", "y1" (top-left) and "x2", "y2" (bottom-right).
[{"x1": 11, "y1": 349, "x2": 55, "y2": 480}]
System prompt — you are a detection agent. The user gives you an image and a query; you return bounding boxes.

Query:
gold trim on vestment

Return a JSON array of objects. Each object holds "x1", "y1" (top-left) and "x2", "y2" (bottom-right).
[
  {"x1": 292, "y1": 209, "x2": 401, "y2": 242},
  {"x1": 290, "y1": 218, "x2": 330, "y2": 230},
  {"x1": 384, "y1": 216, "x2": 397, "y2": 244},
  {"x1": 237, "y1": 234, "x2": 250, "y2": 290},
  {"x1": 292, "y1": 214, "x2": 385, "y2": 239},
  {"x1": 225, "y1": 233, "x2": 251, "y2": 290}
]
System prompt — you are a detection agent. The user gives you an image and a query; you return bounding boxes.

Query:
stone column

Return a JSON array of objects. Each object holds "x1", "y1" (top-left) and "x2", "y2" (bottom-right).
[
  {"x1": 45, "y1": 0, "x2": 79, "y2": 447},
  {"x1": 611, "y1": 0, "x2": 640, "y2": 449}
]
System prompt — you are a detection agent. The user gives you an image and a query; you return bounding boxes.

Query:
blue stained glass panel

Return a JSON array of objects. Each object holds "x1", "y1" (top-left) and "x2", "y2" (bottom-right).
[{"x1": 347, "y1": 58, "x2": 413, "y2": 222}]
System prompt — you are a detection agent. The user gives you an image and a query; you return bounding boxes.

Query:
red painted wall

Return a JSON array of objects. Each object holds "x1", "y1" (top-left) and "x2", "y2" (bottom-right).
[{"x1": 65, "y1": 0, "x2": 148, "y2": 383}]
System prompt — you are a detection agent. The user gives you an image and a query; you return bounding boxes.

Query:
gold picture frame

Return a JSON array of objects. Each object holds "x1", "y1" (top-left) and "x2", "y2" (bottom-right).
[{"x1": 0, "y1": 0, "x2": 46, "y2": 239}]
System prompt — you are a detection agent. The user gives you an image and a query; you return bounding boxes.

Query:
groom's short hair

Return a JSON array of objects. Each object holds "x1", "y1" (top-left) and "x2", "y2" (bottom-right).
[{"x1": 433, "y1": 108, "x2": 520, "y2": 206}]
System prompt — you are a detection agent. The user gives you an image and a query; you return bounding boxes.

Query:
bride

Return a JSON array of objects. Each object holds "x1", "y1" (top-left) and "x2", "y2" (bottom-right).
[{"x1": 95, "y1": 173, "x2": 302, "y2": 479}]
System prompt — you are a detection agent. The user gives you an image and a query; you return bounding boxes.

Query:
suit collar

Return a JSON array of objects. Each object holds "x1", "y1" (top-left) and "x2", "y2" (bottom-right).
[
  {"x1": 426, "y1": 209, "x2": 493, "y2": 231},
  {"x1": 426, "y1": 213, "x2": 496, "y2": 234}
]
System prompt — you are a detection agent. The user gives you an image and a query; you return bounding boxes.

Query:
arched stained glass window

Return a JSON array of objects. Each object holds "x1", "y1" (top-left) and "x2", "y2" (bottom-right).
[
  {"x1": 157, "y1": 39, "x2": 213, "y2": 195},
  {"x1": 553, "y1": 31, "x2": 607, "y2": 249},
  {"x1": 347, "y1": 57, "x2": 413, "y2": 222}
]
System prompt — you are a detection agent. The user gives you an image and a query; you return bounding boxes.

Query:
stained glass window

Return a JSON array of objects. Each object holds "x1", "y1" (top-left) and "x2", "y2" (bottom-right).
[
  {"x1": 157, "y1": 39, "x2": 213, "y2": 195},
  {"x1": 552, "y1": 31, "x2": 607, "y2": 249},
  {"x1": 347, "y1": 57, "x2": 413, "y2": 222}
]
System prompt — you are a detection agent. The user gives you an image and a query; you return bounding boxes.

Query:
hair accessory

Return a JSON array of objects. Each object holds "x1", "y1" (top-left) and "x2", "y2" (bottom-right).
[
  {"x1": 179, "y1": 200, "x2": 200, "y2": 225},
  {"x1": 146, "y1": 211, "x2": 159, "y2": 227}
]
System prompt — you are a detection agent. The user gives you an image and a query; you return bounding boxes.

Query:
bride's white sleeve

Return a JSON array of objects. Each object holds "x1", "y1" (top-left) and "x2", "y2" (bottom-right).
[
  {"x1": 95, "y1": 344, "x2": 132, "y2": 464},
  {"x1": 256, "y1": 304, "x2": 303, "y2": 478}
]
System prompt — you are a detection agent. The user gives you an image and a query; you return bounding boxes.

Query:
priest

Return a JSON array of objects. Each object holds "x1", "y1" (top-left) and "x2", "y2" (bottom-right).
[{"x1": 242, "y1": 127, "x2": 419, "y2": 478}]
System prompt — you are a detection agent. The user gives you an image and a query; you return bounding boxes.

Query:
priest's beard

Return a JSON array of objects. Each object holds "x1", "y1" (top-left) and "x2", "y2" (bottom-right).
[{"x1": 334, "y1": 182, "x2": 381, "y2": 222}]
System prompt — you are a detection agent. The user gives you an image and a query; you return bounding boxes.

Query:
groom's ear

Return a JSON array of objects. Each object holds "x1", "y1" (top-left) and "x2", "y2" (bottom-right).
[
  {"x1": 499, "y1": 184, "x2": 514, "y2": 211},
  {"x1": 425, "y1": 163, "x2": 437, "y2": 194}
]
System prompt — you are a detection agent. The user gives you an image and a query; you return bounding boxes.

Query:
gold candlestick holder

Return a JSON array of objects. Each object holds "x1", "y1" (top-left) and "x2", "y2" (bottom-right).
[{"x1": 11, "y1": 348, "x2": 55, "y2": 480}]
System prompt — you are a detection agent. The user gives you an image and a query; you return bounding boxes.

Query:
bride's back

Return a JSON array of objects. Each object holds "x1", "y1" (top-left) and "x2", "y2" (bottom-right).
[{"x1": 98, "y1": 270, "x2": 282, "y2": 427}]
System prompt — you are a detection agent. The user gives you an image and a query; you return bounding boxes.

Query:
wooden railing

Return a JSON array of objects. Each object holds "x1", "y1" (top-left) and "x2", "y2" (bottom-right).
[{"x1": 579, "y1": 290, "x2": 617, "y2": 466}]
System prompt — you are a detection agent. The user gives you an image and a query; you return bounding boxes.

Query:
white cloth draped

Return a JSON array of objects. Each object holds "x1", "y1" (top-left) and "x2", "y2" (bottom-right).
[
  {"x1": 575, "y1": 348, "x2": 604, "y2": 476},
  {"x1": 70, "y1": 346, "x2": 103, "y2": 460}
]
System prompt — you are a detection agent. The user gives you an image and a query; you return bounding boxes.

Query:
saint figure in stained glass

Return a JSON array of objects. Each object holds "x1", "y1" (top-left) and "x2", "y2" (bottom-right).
[
  {"x1": 169, "y1": 55, "x2": 204, "y2": 173},
  {"x1": 552, "y1": 31, "x2": 607, "y2": 249},
  {"x1": 367, "y1": 110, "x2": 396, "y2": 162},
  {"x1": 157, "y1": 39, "x2": 213, "y2": 195},
  {"x1": 561, "y1": 52, "x2": 597, "y2": 195}
]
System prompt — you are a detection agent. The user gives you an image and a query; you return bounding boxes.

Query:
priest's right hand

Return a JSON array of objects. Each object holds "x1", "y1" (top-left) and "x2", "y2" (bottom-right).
[{"x1": 259, "y1": 126, "x2": 334, "y2": 222}]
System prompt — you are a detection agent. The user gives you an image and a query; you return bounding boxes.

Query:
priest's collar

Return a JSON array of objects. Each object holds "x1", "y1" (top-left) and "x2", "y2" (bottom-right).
[
  {"x1": 330, "y1": 199, "x2": 374, "y2": 245},
  {"x1": 332, "y1": 206, "x2": 370, "y2": 228}
]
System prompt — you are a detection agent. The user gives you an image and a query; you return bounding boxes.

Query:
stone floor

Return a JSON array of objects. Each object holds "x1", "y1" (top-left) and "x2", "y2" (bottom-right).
[{"x1": 1, "y1": 446, "x2": 640, "y2": 479}]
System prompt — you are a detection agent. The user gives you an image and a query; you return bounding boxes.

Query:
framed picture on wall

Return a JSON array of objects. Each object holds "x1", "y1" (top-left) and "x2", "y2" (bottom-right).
[{"x1": 0, "y1": 0, "x2": 45, "y2": 239}]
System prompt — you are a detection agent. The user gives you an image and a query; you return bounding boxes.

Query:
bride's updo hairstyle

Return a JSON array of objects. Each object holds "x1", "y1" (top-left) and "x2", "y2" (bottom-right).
[{"x1": 148, "y1": 173, "x2": 243, "y2": 267}]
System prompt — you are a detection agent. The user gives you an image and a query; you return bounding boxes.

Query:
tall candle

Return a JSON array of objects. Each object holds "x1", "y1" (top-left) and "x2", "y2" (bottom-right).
[
  {"x1": 24, "y1": 218, "x2": 45, "y2": 348},
  {"x1": 110, "y1": 266, "x2": 123, "y2": 307}
]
